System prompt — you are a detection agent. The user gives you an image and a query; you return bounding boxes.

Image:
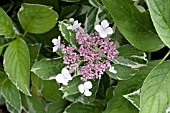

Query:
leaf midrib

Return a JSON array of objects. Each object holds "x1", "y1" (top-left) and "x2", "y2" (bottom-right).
[
  {"x1": 142, "y1": 69, "x2": 170, "y2": 113},
  {"x1": 149, "y1": 0, "x2": 170, "y2": 33},
  {"x1": 23, "y1": 7, "x2": 42, "y2": 34}
]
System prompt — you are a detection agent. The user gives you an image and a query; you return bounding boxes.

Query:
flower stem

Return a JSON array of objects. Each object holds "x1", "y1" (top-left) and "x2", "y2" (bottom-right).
[
  {"x1": 6, "y1": 3, "x2": 14, "y2": 13},
  {"x1": 158, "y1": 49, "x2": 170, "y2": 65}
]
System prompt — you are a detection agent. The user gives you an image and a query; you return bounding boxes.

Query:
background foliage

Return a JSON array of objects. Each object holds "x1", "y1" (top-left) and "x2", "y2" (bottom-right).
[{"x1": 0, "y1": 0, "x2": 170, "y2": 113}]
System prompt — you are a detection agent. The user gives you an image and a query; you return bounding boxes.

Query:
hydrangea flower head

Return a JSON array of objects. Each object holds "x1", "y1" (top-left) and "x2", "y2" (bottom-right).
[
  {"x1": 95, "y1": 20, "x2": 113, "y2": 38},
  {"x1": 52, "y1": 36, "x2": 61, "y2": 52},
  {"x1": 55, "y1": 68, "x2": 72, "y2": 85},
  {"x1": 78, "y1": 81, "x2": 92, "y2": 96},
  {"x1": 60, "y1": 29, "x2": 118, "y2": 81}
]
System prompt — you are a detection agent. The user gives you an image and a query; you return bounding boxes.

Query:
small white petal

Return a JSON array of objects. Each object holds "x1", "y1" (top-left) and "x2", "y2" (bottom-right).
[
  {"x1": 67, "y1": 20, "x2": 81, "y2": 30},
  {"x1": 76, "y1": 23, "x2": 81, "y2": 28},
  {"x1": 73, "y1": 20, "x2": 78, "y2": 26},
  {"x1": 109, "y1": 66, "x2": 117, "y2": 74},
  {"x1": 95, "y1": 25, "x2": 103, "y2": 32},
  {"x1": 67, "y1": 26, "x2": 73, "y2": 30},
  {"x1": 111, "y1": 70, "x2": 117, "y2": 74},
  {"x1": 84, "y1": 90, "x2": 92, "y2": 96},
  {"x1": 53, "y1": 46, "x2": 59, "y2": 52},
  {"x1": 99, "y1": 31, "x2": 107, "y2": 38},
  {"x1": 55, "y1": 74, "x2": 69, "y2": 85},
  {"x1": 66, "y1": 74, "x2": 73, "y2": 81},
  {"x1": 55, "y1": 74, "x2": 64, "y2": 83},
  {"x1": 73, "y1": 20, "x2": 81, "y2": 30},
  {"x1": 134, "y1": 4, "x2": 146, "y2": 13},
  {"x1": 58, "y1": 36, "x2": 61, "y2": 42},
  {"x1": 78, "y1": 84, "x2": 85, "y2": 93},
  {"x1": 105, "y1": 27, "x2": 113, "y2": 35},
  {"x1": 62, "y1": 81, "x2": 69, "y2": 85},
  {"x1": 83, "y1": 81, "x2": 92, "y2": 90},
  {"x1": 69, "y1": 18, "x2": 74, "y2": 22},
  {"x1": 52, "y1": 38, "x2": 59, "y2": 45},
  {"x1": 62, "y1": 68, "x2": 70, "y2": 76},
  {"x1": 52, "y1": 36, "x2": 60, "y2": 52},
  {"x1": 101, "y1": 20, "x2": 109, "y2": 29}
]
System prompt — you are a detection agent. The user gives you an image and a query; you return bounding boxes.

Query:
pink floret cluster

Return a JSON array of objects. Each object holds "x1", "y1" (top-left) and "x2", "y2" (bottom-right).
[
  {"x1": 61, "y1": 30, "x2": 118, "y2": 81},
  {"x1": 61, "y1": 44, "x2": 80, "y2": 69}
]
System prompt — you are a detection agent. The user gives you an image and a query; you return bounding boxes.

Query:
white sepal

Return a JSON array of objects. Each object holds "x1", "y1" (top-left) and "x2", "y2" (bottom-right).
[
  {"x1": 78, "y1": 84, "x2": 85, "y2": 93},
  {"x1": 78, "y1": 81, "x2": 92, "y2": 96},
  {"x1": 95, "y1": 20, "x2": 113, "y2": 38},
  {"x1": 67, "y1": 20, "x2": 81, "y2": 31},
  {"x1": 109, "y1": 66, "x2": 117, "y2": 74},
  {"x1": 55, "y1": 68, "x2": 72, "y2": 85},
  {"x1": 52, "y1": 36, "x2": 61, "y2": 52}
]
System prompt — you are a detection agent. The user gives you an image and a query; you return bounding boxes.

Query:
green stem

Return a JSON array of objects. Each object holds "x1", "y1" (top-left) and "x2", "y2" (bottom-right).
[
  {"x1": 1, "y1": 3, "x2": 13, "y2": 9},
  {"x1": 158, "y1": 49, "x2": 170, "y2": 65},
  {"x1": 23, "y1": 31, "x2": 27, "y2": 38},
  {"x1": 6, "y1": 3, "x2": 14, "y2": 13},
  {"x1": 22, "y1": 31, "x2": 33, "y2": 44}
]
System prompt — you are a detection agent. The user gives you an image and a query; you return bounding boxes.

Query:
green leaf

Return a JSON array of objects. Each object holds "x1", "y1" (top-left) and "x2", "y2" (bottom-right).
[
  {"x1": 84, "y1": 6, "x2": 113, "y2": 35},
  {"x1": 61, "y1": 76, "x2": 81, "y2": 95},
  {"x1": 6, "y1": 102, "x2": 19, "y2": 113},
  {"x1": 113, "y1": 44, "x2": 147, "y2": 68},
  {"x1": 101, "y1": 0, "x2": 164, "y2": 52},
  {"x1": 18, "y1": 3, "x2": 58, "y2": 34},
  {"x1": 0, "y1": 87, "x2": 5, "y2": 105},
  {"x1": 24, "y1": 0, "x2": 59, "y2": 12},
  {"x1": 58, "y1": 20, "x2": 78, "y2": 46},
  {"x1": 41, "y1": 80, "x2": 63, "y2": 101},
  {"x1": 21, "y1": 93, "x2": 46, "y2": 113},
  {"x1": 47, "y1": 99, "x2": 69, "y2": 113},
  {"x1": 123, "y1": 89, "x2": 140, "y2": 110},
  {"x1": 96, "y1": 6, "x2": 113, "y2": 24},
  {"x1": 0, "y1": 71, "x2": 7, "y2": 85},
  {"x1": 147, "y1": 0, "x2": 170, "y2": 48},
  {"x1": 61, "y1": 76, "x2": 100, "y2": 104},
  {"x1": 85, "y1": 7, "x2": 98, "y2": 34},
  {"x1": 89, "y1": 0, "x2": 101, "y2": 8},
  {"x1": 64, "y1": 102, "x2": 102, "y2": 113},
  {"x1": 104, "y1": 60, "x2": 160, "y2": 113},
  {"x1": 32, "y1": 73, "x2": 63, "y2": 101},
  {"x1": 1, "y1": 80, "x2": 21, "y2": 112},
  {"x1": 28, "y1": 44, "x2": 41, "y2": 67},
  {"x1": 31, "y1": 58, "x2": 64, "y2": 80},
  {"x1": 4, "y1": 38, "x2": 31, "y2": 95},
  {"x1": 105, "y1": 86, "x2": 114, "y2": 101},
  {"x1": 140, "y1": 60, "x2": 170, "y2": 113},
  {"x1": 0, "y1": 45, "x2": 5, "y2": 56},
  {"x1": 0, "y1": 8, "x2": 18, "y2": 38},
  {"x1": 31, "y1": 73, "x2": 44, "y2": 90},
  {"x1": 106, "y1": 64, "x2": 137, "y2": 80},
  {"x1": 26, "y1": 25, "x2": 60, "y2": 48},
  {"x1": 60, "y1": 0, "x2": 81, "y2": 2},
  {"x1": 60, "y1": 5, "x2": 79, "y2": 19}
]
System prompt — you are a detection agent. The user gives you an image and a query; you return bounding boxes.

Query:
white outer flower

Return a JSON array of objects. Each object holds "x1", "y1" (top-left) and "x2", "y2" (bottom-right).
[
  {"x1": 67, "y1": 20, "x2": 81, "y2": 31},
  {"x1": 52, "y1": 36, "x2": 61, "y2": 52},
  {"x1": 95, "y1": 20, "x2": 113, "y2": 38},
  {"x1": 109, "y1": 66, "x2": 117, "y2": 74},
  {"x1": 55, "y1": 68, "x2": 72, "y2": 85},
  {"x1": 78, "y1": 81, "x2": 92, "y2": 96}
]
